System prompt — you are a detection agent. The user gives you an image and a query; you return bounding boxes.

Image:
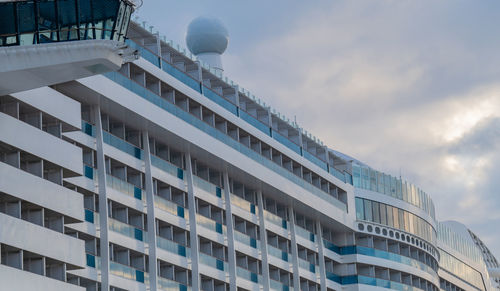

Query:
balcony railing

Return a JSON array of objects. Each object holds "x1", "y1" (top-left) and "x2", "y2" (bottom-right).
[
  {"x1": 298, "y1": 257, "x2": 316, "y2": 274},
  {"x1": 192, "y1": 175, "x2": 222, "y2": 198},
  {"x1": 236, "y1": 267, "x2": 260, "y2": 284},
  {"x1": 154, "y1": 195, "x2": 188, "y2": 220},
  {"x1": 231, "y1": 194, "x2": 257, "y2": 215},
  {"x1": 109, "y1": 261, "x2": 148, "y2": 284},
  {"x1": 263, "y1": 210, "x2": 287, "y2": 230},
  {"x1": 158, "y1": 276, "x2": 191, "y2": 291},
  {"x1": 157, "y1": 236, "x2": 190, "y2": 258},
  {"x1": 106, "y1": 174, "x2": 144, "y2": 200},
  {"x1": 267, "y1": 245, "x2": 289, "y2": 262},
  {"x1": 233, "y1": 231, "x2": 259, "y2": 249},
  {"x1": 295, "y1": 225, "x2": 315, "y2": 243},
  {"x1": 196, "y1": 215, "x2": 226, "y2": 235},
  {"x1": 150, "y1": 155, "x2": 184, "y2": 180},
  {"x1": 269, "y1": 279, "x2": 293, "y2": 291},
  {"x1": 108, "y1": 218, "x2": 145, "y2": 242},
  {"x1": 199, "y1": 252, "x2": 227, "y2": 272}
]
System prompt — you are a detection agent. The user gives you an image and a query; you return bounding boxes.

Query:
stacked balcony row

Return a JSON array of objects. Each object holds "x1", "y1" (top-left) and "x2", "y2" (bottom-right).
[{"x1": 99, "y1": 61, "x2": 348, "y2": 211}]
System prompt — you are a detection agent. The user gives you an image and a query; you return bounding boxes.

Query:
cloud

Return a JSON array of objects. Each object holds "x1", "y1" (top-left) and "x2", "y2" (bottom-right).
[
  {"x1": 223, "y1": 1, "x2": 500, "y2": 258},
  {"x1": 140, "y1": 0, "x2": 500, "y2": 259}
]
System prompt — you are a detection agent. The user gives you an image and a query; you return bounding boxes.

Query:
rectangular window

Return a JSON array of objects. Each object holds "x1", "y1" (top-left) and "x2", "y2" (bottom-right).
[
  {"x1": 380, "y1": 203, "x2": 387, "y2": 225},
  {"x1": 404, "y1": 211, "x2": 410, "y2": 232},
  {"x1": 370, "y1": 169, "x2": 377, "y2": 191},
  {"x1": 384, "y1": 174, "x2": 391, "y2": 195},
  {"x1": 386, "y1": 205, "x2": 393, "y2": 227},
  {"x1": 390, "y1": 177, "x2": 397, "y2": 197},
  {"x1": 362, "y1": 168, "x2": 370, "y2": 190},
  {"x1": 372, "y1": 201, "x2": 380, "y2": 224},
  {"x1": 352, "y1": 165, "x2": 361, "y2": 188},
  {"x1": 396, "y1": 179, "x2": 402, "y2": 199},
  {"x1": 355, "y1": 198, "x2": 364, "y2": 220},
  {"x1": 392, "y1": 207, "x2": 399, "y2": 229},
  {"x1": 398, "y1": 209, "x2": 405, "y2": 231},
  {"x1": 364, "y1": 200, "x2": 373, "y2": 222},
  {"x1": 377, "y1": 172, "x2": 384, "y2": 193}
]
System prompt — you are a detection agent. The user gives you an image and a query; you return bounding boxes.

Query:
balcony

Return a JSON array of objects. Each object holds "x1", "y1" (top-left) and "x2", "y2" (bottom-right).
[
  {"x1": 192, "y1": 175, "x2": 222, "y2": 198},
  {"x1": 151, "y1": 155, "x2": 184, "y2": 180},
  {"x1": 199, "y1": 252, "x2": 227, "y2": 272},
  {"x1": 233, "y1": 231, "x2": 259, "y2": 249},
  {"x1": 106, "y1": 174, "x2": 144, "y2": 200},
  {"x1": 108, "y1": 218, "x2": 145, "y2": 242},
  {"x1": 196, "y1": 215, "x2": 226, "y2": 235},
  {"x1": 109, "y1": 260, "x2": 148, "y2": 284},
  {"x1": 231, "y1": 194, "x2": 257, "y2": 215},
  {"x1": 154, "y1": 195, "x2": 188, "y2": 220},
  {"x1": 157, "y1": 236, "x2": 190, "y2": 258}
]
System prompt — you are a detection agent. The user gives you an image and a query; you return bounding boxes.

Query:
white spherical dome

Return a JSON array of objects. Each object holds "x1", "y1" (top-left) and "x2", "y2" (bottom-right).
[{"x1": 186, "y1": 16, "x2": 229, "y2": 55}]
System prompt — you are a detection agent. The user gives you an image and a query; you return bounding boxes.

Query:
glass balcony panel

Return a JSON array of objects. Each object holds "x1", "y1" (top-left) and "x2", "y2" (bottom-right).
[
  {"x1": 158, "y1": 276, "x2": 191, "y2": 291},
  {"x1": 109, "y1": 261, "x2": 148, "y2": 283},
  {"x1": 126, "y1": 39, "x2": 160, "y2": 67},
  {"x1": 154, "y1": 195, "x2": 188, "y2": 220},
  {"x1": 326, "y1": 271, "x2": 341, "y2": 284},
  {"x1": 271, "y1": 130, "x2": 301, "y2": 155},
  {"x1": 263, "y1": 210, "x2": 287, "y2": 229},
  {"x1": 108, "y1": 218, "x2": 145, "y2": 242},
  {"x1": 298, "y1": 257, "x2": 316, "y2": 273},
  {"x1": 236, "y1": 267, "x2": 260, "y2": 283},
  {"x1": 192, "y1": 175, "x2": 221, "y2": 198},
  {"x1": 199, "y1": 252, "x2": 227, "y2": 271},
  {"x1": 233, "y1": 231, "x2": 259, "y2": 249},
  {"x1": 86, "y1": 254, "x2": 101, "y2": 270},
  {"x1": 196, "y1": 215, "x2": 226, "y2": 235},
  {"x1": 231, "y1": 194, "x2": 257, "y2": 215},
  {"x1": 240, "y1": 110, "x2": 270, "y2": 136},
  {"x1": 102, "y1": 130, "x2": 143, "y2": 159},
  {"x1": 161, "y1": 60, "x2": 201, "y2": 93},
  {"x1": 295, "y1": 226, "x2": 315, "y2": 242},
  {"x1": 84, "y1": 209, "x2": 100, "y2": 225},
  {"x1": 269, "y1": 279, "x2": 293, "y2": 291},
  {"x1": 156, "y1": 236, "x2": 190, "y2": 257},
  {"x1": 267, "y1": 245, "x2": 288, "y2": 262},
  {"x1": 202, "y1": 87, "x2": 238, "y2": 115},
  {"x1": 106, "y1": 174, "x2": 144, "y2": 201},
  {"x1": 151, "y1": 155, "x2": 185, "y2": 180}
]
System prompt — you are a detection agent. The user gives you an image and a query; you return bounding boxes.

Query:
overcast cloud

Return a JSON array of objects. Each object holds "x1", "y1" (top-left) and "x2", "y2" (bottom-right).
[{"x1": 138, "y1": 0, "x2": 500, "y2": 258}]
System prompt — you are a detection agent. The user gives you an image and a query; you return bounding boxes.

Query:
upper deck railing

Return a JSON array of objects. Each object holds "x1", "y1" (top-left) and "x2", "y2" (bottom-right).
[
  {"x1": 126, "y1": 20, "x2": 354, "y2": 188},
  {"x1": 0, "y1": 0, "x2": 133, "y2": 46}
]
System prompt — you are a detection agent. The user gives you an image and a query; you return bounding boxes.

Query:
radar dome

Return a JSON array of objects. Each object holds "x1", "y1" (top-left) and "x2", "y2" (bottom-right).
[{"x1": 186, "y1": 16, "x2": 229, "y2": 55}]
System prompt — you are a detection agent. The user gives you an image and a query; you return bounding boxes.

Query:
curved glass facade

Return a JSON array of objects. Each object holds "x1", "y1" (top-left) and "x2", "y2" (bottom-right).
[
  {"x1": 355, "y1": 197, "x2": 436, "y2": 243},
  {"x1": 437, "y1": 223, "x2": 483, "y2": 264},
  {"x1": 0, "y1": 0, "x2": 133, "y2": 47},
  {"x1": 439, "y1": 250, "x2": 485, "y2": 290},
  {"x1": 352, "y1": 164, "x2": 435, "y2": 219}
]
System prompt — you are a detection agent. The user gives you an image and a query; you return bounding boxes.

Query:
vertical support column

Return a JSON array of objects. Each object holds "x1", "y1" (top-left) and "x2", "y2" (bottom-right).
[
  {"x1": 142, "y1": 131, "x2": 158, "y2": 291},
  {"x1": 288, "y1": 206, "x2": 301, "y2": 290},
  {"x1": 316, "y1": 221, "x2": 327, "y2": 291},
  {"x1": 185, "y1": 152, "x2": 200, "y2": 291},
  {"x1": 257, "y1": 191, "x2": 270, "y2": 291},
  {"x1": 222, "y1": 171, "x2": 237, "y2": 291},
  {"x1": 93, "y1": 105, "x2": 110, "y2": 291}
]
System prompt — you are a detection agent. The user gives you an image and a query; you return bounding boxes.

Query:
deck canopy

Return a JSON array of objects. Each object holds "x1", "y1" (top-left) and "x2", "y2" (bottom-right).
[{"x1": 0, "y1": 0, "x2": 133, "y2": 46}]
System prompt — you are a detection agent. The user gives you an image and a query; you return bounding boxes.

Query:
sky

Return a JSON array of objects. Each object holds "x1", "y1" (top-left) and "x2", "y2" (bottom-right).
[{"x1": 137, "y1": 0, "x2": 500, "y2": 259}]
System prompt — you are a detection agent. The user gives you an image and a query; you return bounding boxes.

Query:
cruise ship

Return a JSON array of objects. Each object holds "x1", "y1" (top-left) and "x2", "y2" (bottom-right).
[{"x1": 0, "y1": 1, "x2": 498, "y2": 291}]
